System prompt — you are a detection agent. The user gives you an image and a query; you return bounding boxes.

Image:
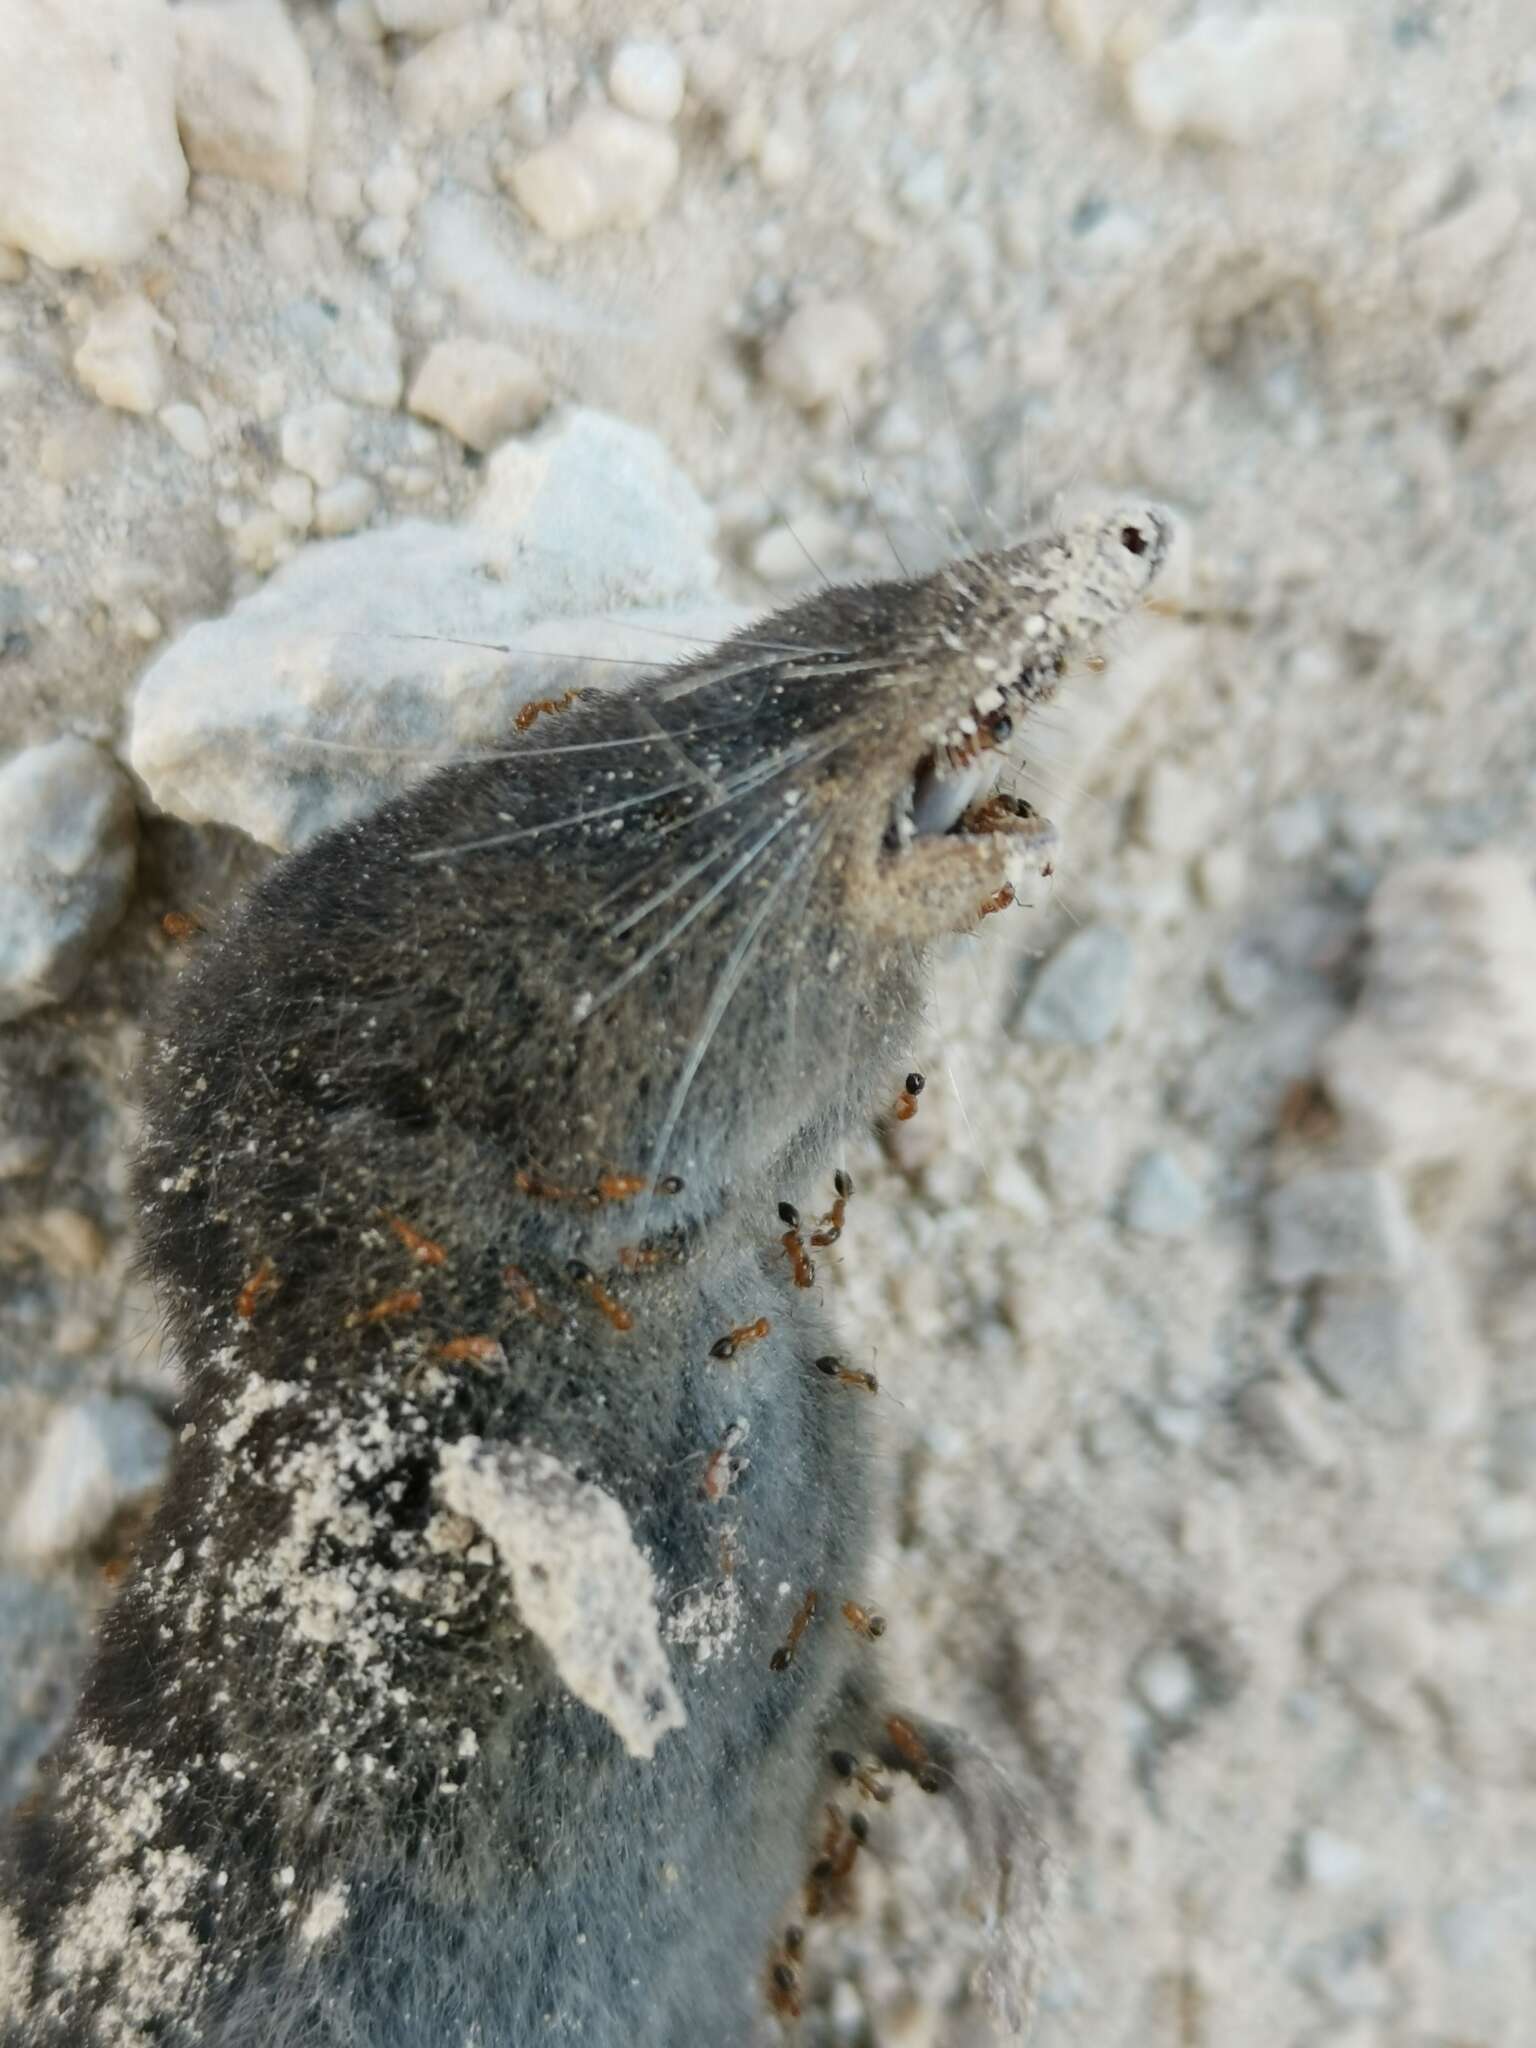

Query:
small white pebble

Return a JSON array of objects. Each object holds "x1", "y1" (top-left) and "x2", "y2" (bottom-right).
[
  {"x1": 280, "y1": 400, "x2": 354, "y2": 488},
  {"x1": 606, "y1": 39, "x2": 685, "y2": 125},
  {"x1": 506, "y1": 108, "x2": 679, "y2": 241},
  {"x1": 158, "y1": 402, "x2": 213, "y2": 462},
  {"x1": 356, "y1": 214, "x2": 410, "y2": 265},
  {"x1": 269, "y1": 473, "x2": 315, "y2": 530},
  {"x1": 761, "y1": 298, "x2": 886, "y2": 413},
  {"x1": 1125, "y1": 11, "x2": 1347, "y2": 147},
  {"x1": 313, "y1": 475, "x2": 377, "y2": 536},
  {"x1": 311, "y1": 167, "x2": 366, "y2": 219},
  {"x1": 395, "y1": 18, "x2": 526, "y2": 134},
  {"x1": 364, "y1": 161, "x2": 422, "y2": 217},
  {"x1": 72, "y1": 294, "x2": 174, "y2": 415},
  {"x1": 407, "y1": 337, "x2": 549, "y2": 452},
  {"x1": 233, "y1": 508, "x2": 292, "y2": 572}
]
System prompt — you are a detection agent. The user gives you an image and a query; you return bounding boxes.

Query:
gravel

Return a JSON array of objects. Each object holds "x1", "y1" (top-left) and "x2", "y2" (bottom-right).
[{"x1": 1019, "y1": 924, "x2": 1133, "y2": 1046}]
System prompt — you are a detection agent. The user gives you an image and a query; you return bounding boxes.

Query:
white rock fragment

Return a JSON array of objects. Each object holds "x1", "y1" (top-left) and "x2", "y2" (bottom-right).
[
  {"x1": 438, "y1": 1438, "x2": 686, "y2": 1759},
  {"x1": 129, "y1": 406, "x2": 734, "y2": 849},
  {"x1": 395, "y1": 18, "x2": 525, "y2": 134},
  {"x1": 6, "y1": 1395, "x2": 172, "y2": 1560},
  {"x1": 1308, "y1": 1578, "x2": 1437, "y2": 1729},
  {"x1": 761, "y1": 299, "x2": 887, "y2": 413},
  {"x1": 607, "y1": 39, "x2": 686, "y2": 124},
  {"x1": 0, "y1": 0, "x2": 187, "y2": 270},
  {"x1": 374, "y1": 0, "x2": 486, "y2": 31},
  {"x1": 1124, "y1": 12, "x2": 1347, "y2": 147},
  {"x1": 1305, "y1": 1258, "x2": 1484, "y2": 1438},
  {"x1": 1408, "y1": 185, "x2": 1522, "y2": 318},
  {"x1": 407, "y1": 339, "x2": 549, "y2": 452},
  {"x1": 0, "y1": 738, "x2": 137, "y2": 1022},
  {"x1": 1299, "y1": 1829, "x2": 1370, "y2": 1893},
  {"x1": 507, "y1": 108, "x2": 680, "y2": 241},
  {"x1": 1122, "y1": 1149, "x2": 1207, "y2": 1239},
  {"x1": 1132, "y1": 1643, "x2": 1201, "y2": 1723},
  {"x1": 1021, "y1": 926, "x2": 1134, "y2": 1046},
  {"x1": 159, "y1": 401, "x2": 212, "y2": 461},
  {"x1": 72, "y1": 295, "x2": 174, "y2": 416},
  {"x1": 363, "y1": 161, "x2": 421, "y2": 218},
  {"x1": 1264, "y1": 1169, "x2": 1415, "y2": 1287},
  {"x1": 324, "y1": 314, "x2": 404, "y2": 410},
  {"x1": 280, "y1": 400, "x2": 354, "y2": 489},
  {"x1": 269, "y1": 473, "x2": 314, "y2": 530},
  {"x1": 1319, "y1": 851, "x2": 1536, "y2": 1170},
  {"x1": 174, "y1": 0, "x2": 314, "y2": 197},
  {"x1": 313, "y1": 476, "x2": 377, "y2": 536}
]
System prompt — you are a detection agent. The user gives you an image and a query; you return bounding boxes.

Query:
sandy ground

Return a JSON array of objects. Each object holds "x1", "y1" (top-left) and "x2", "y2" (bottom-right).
[{"x1": 3, "y1": 2, "x2": 1536, "y2": 2043}]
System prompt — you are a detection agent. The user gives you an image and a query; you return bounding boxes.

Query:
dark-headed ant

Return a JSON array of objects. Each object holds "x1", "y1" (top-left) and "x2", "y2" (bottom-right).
[
  {"x1": 566, "y1": 1259, "x2": 633, "y2": 1332},
  {"x1": 769, "y1": 1588, "x2": 818, "y2": 1671},
  {"x1": 841, "y1": 1599, "x2": 886, "y2": 1641},
  {"x1": 829, "y1": 1749, "x2": 892, "y2": 1803},
  {"x1": 814, "y1": 1355, "x2": 878, "y2": 1395},
  {"x1": 809, "y1": 1169, "x2": 853, "y2": 1248},
  {"x1": 894, "y1": 1070, "x2": 925, "y2": 1121},
  {"x1": 884, "y1": 1713, "x2": 945, "y2": 1794},
  {"x1": 434, "y1": 1334, "x2": 506, "y2": 1370},
  {"x1": 710, "y1": 1315, "x2": 770, "y2": 1362},
  {"x1": 777, "y1": 1202, "x2": 815, "y2": 1288},
  {"x1": 978, "y1": 882, "x2": 1015, "y2": 919}
]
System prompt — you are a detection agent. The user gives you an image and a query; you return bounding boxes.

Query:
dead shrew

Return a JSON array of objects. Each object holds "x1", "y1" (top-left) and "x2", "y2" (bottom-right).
[{"x1": 0, "y1": 508, "x2": 1175, "y2": 2047}]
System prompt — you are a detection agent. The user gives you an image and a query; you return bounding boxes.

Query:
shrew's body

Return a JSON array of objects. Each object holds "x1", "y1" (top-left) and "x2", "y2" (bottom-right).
[{"x1": 0, "y1": 508, "x2": 1171, "y2": 2045}]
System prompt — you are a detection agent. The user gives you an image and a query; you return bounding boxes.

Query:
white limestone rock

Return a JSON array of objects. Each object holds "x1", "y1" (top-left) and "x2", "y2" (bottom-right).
[
  {"x1": 5, "y1": 1396, "x2": 172, "y2": 1561},
  {"x1": 407, "y1": 338, "x2": 549, "y2": 451},
  {"x1": 0, "y1": 738, "x2": 138, "y2": 1022},
  {"x1": 0, "y1": 0, "x2": 187, "y2": 271},
  {"x1": 72, "y1": 295, "x2": 174, "y2": 416},
  {"x1": 128, "y1": 407, "x2": 741, "y2": 851},
  {"x1": 174, "y1": 0, "x2": 315, "y2": 197},
  {"x1": 1125, "y1": 12, "x2": 1347, "y2": 148},
  {"x1": 506, "y1": 108, "x2": 680, "y2": 241},
  {"x1": 394, "y1": 17, "x2": 525, "y2": 133}
]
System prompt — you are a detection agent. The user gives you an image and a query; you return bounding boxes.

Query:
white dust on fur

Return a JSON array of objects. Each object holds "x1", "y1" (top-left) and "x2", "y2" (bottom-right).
[{"x1": 437, "y1": 1437, "x2": 686, "y2": 1759}]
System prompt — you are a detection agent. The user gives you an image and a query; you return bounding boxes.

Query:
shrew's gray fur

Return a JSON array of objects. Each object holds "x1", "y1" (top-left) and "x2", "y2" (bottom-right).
[{"x1": 0, "y1": 509, "x2": 1171, "y2": 2046}]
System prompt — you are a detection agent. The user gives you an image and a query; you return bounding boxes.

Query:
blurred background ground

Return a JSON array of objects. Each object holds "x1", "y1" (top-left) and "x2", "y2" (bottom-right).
[{"x1": 2, "y1": 2, "x2": 1535, "y2": 2042}]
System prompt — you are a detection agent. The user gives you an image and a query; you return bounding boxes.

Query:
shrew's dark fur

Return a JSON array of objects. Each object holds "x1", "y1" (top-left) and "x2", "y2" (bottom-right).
[{"x1": 0, "y1": 509, "x2": 1170, "y2": 2045}]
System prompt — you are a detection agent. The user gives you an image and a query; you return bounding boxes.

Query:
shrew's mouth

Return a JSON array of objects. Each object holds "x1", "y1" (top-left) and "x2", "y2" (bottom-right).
[{"x1": 882, "y1": 688, "x2": 1055, "y2": 868}]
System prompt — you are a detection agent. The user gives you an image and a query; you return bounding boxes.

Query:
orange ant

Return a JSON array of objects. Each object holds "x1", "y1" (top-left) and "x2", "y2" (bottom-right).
[
  {"x1": 434, "y1": 1334, "x2": 506, "y2": 1369},
  {"x1": 710, "y1": 1315, "x2": 770, "y2": 1362},
  {"x1": 804, "y1": 1804, "x2": 869, "y2": 1916},
  {"x1": 809, "y1": 1169, "x2": 853, "y2": 1249},
  {"x1": 501, "y1": 1263, "x2": 557, "y2": 1322},
  {"x1": 765, "y1": 1936, "x2": 802, "y2": 2023},
  {"x1": 770, "y1": 1588, "x2": 818, "y2": 1671},
  {"x1": 829, "y1": 1749, "x2": 892, "y2": 1803},
  {"x1": 386, "y1": 1214, "x2": 447, "y2": 1266},
  {"x1": 777, "y1": 1202, "x2": 815, "y2": 1288},
  {"x1": 344, "y1": 1286, "x2": 423, "y2": 1328},
  {"x1": 885, "y1": 1713, "x2": 945, "y2": 1794},
  {"x1": 893, "y1": 1070, "x2": 925, "y2": 1121},
  {"x1": 700, "y1": 1420, "x2": 749, "y2": 1502},
  {"x1": 814, "y1": 1355, "x2": 878, "y2": 1395},
  {"x1": 513, "y1": 688, "x2": 580, "y2": 733},
  {"x1": 515, "y1": 1168, "x2": 598, "y2": 1207},
  {"x1": 160, "y1": 910, "x2": 201, "y2": 940},
  {"x1": 978, "y1": 882, "x2": 1014, "y2": 919},
  {"x1": 566, "y1": 1259, "x2": 633, "y2": 1333},
  {"x1": 235, "y1": 1257, "x2": 278, "y2": 1320},
  {"x1": 841, "y1": 1600, "x2": 887, "y2": 1641}
]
